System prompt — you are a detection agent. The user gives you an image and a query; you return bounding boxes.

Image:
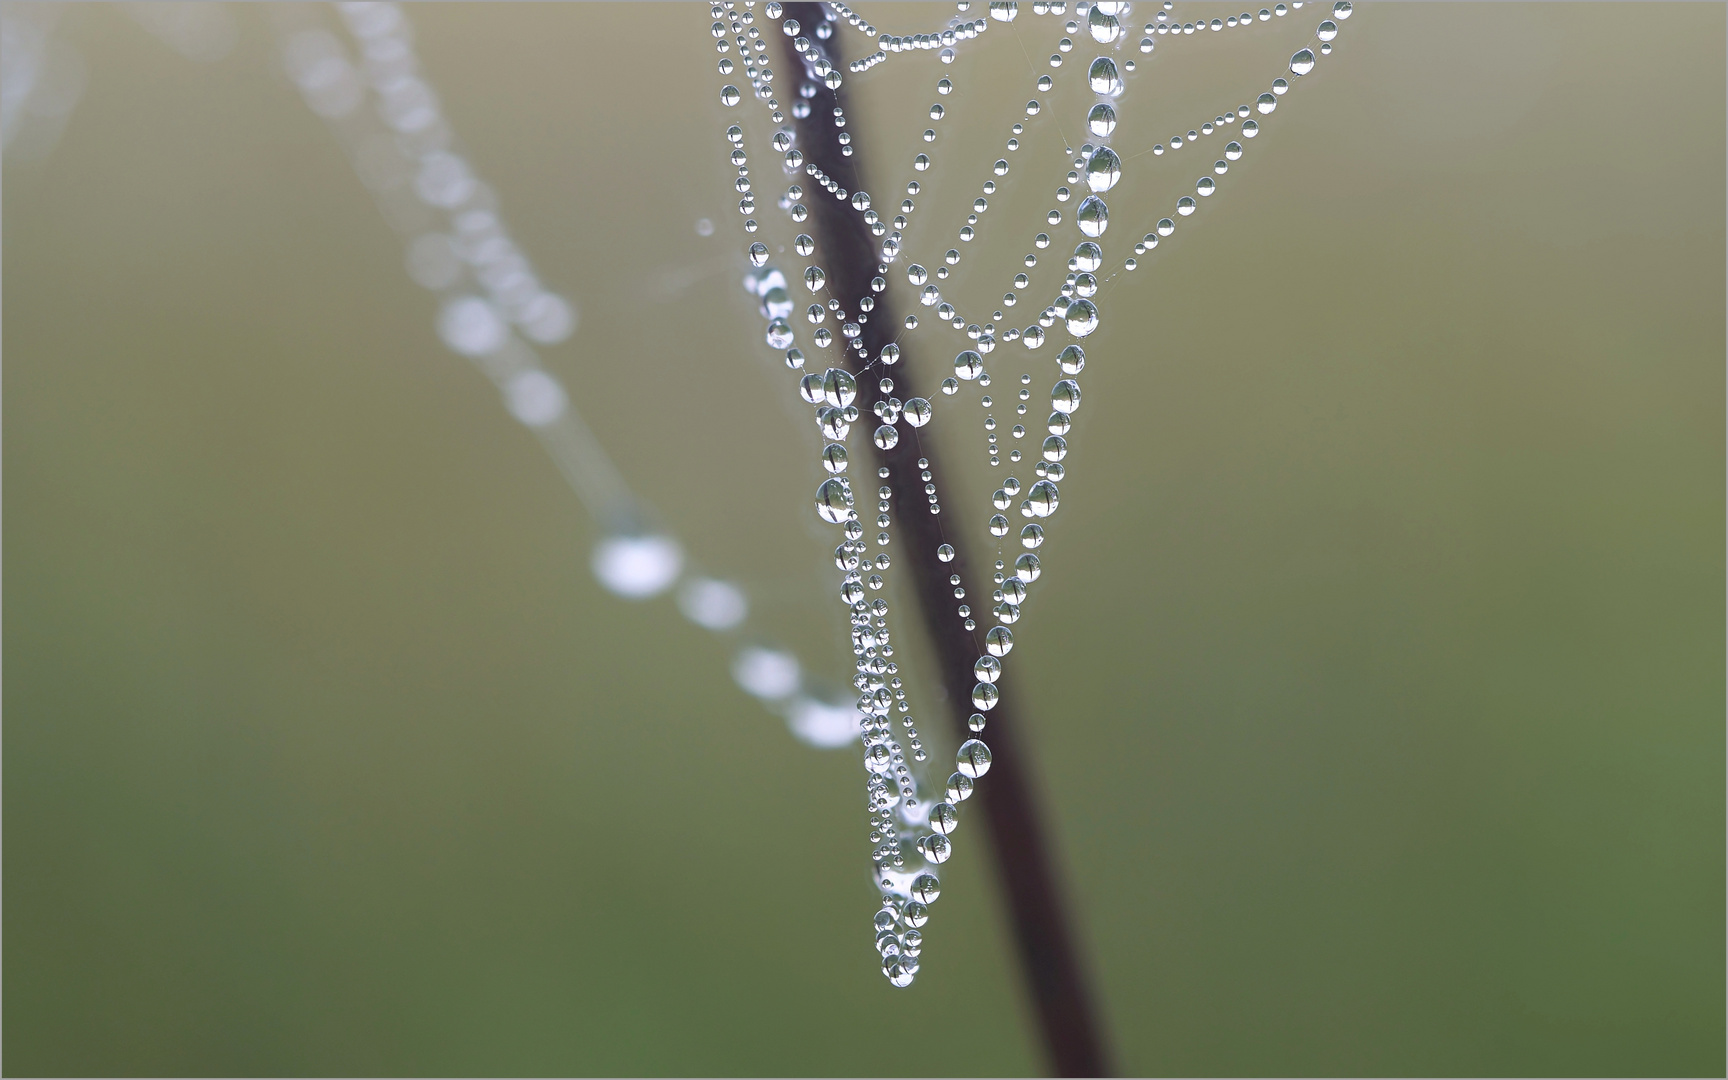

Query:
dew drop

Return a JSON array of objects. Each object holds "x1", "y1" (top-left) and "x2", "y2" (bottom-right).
[
  {"x1": 822, "y1": 367, "x2": 858, "y2": 407},
  {"x1": 1290, "y1": 48, "x2": 1315, "y2": 75},
  {"x1": 912, "y1": 873, "x2": 942, "y2": 903},
  {"x1": 1073, "y1": 243, "x2": 1103, "y2": 272},
  {"x1": 721, "y1": 85, "x2": 741, "y2": 107},
  {"x1": 954, "y1": 350, "x2": 985, "y2": 380},
  {"x1": 1056, "y1": 344, "x2": 1085, "y2": 375},
  {"x1": 1024, "y1": 479, "x2": 1060, "y2": 517},
  {"x1": 946, "y1": 772, "x2": 974, "y2": 802},
  {"x1": 1316, "y1": 19, "x2": 1337, "y2": 41},
  {"x1": 957, "y1": 739, "x2": 993, "y2": 777},
  {"x1": 930, "y1": 802, "x2": 959, "y2": 835},
  {"x1": 815, "y1": 478, "x2": 852, "y2": 523},
  {"x1": 1064, "y1": 299, "x2": 1099, "y2": 337},
  {"x1": 924, "y1": 833, "x2": 952, "y2": 863},
  {"x1": 937, "y1": 543, "x2": 957, "y2": 562},
  {"x1": 1051, "y1": 379, "x2": 1082, "y2": 414},
  {"x1": 799, "y1": 372, "x2": 825, "y2": 404},
  {"x1": 1257, "y1": 92, "x2": 1277, "y2": 114},
  {"x1": 822, "y1": 442, "x2": 849, "y2": 473},
  {"x1": 1087, "y1": 56, "x2": 1122, "y2": 95},
  {"x1": 903, "y1": 397, "x2": 933, "y2": 427},
  {"x1": 1076, "y1": 196, "x2": 1109, "y2": 238},
  {"x1": 1333, "y1": 0, "x2": 1352, "y2": 18},
  {"x1": 1042, "y1": 434, "x2": 1068, "y2": 461},
  {"x1": 804, "y1": 265, "x2": 827, "y2": 293},
  {"x1": 1197, "y1": 176, "x2": 1216, "y2": 196},
  {"x1": 1086, "y1": 102, "x2": 1117, "y2": 138},
  {"x1": 767, "y1": 318, "x2": 795, "y2": 349},
  {"x1": 874, "y1": 424, "x2": 900, "y2": 450},
  {"x1": 985, "y1": 626, "x2": 1014, "y2": 656},
  {"x1": 1015, "y1": 553, "x2": 1041, "y2": 582},
  {"x1": 749, "y1": 242, "x2": 769, "y2": 267},
  {"x1": 1085, "y1": 147, "x2": 1122, "y2": 193}
]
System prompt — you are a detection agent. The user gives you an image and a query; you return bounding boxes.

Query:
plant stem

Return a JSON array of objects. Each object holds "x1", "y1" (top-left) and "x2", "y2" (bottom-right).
[{"x1": 776, "y1": 10, "x2": 1112, "y2": 1075}]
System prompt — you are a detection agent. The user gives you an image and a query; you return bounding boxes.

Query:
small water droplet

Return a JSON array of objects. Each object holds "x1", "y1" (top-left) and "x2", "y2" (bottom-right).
[{"x1": 749, "y1": 242, "x2": 769, "y2": 267}]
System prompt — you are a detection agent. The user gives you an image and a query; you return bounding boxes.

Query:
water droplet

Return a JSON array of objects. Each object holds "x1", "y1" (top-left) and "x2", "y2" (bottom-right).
[
  {"x1": 945, "y1": 772, "x2": 974, "y2": 802},
  {"x1": 930, "y1": 802, "x2": 959, "y2": 835},
  {"x1": 975, "y1": 655, "x2": 1002, "y2": 685},
  {"x1": 874, "y1": 424, "x2": 900, "y2": 450},
  {"x1": 1056, "y1": 345, "x2": 1085, "y2": 376},
  {"x1": 823, "y1": 367, "x2": 857, "y2": 407},
  {"x1": 1087, "y1": 56, "x2": 1122, "y2": 95},
  {"x1": 1042, "y1": 435, "x2": 1068, "y2": 462},
  {"x1": 989, "y1": 1, "x2": 1019, "y2": 22},
  {"x1": 804, "y1": 266, "x2": 827, "y2": 293},
  {"x1": 907, "y1": 264, "x2": 928, "y2": 286},
  {"x1": 912, "y1": 873, "x2": 942, "y2": 903},
  {"x1": 1073, "y1": 243, "x2": 1103, "y2": 272},
  {"x1": 903, "y1": 398, "x2": 933, "y2": 427},
  {"x1": 822, "y1": 442, "x2": 849, "y2": 473},
  {"x1": 1197, "y1": 176, "x2": 1216, "y2": 196},
  {"x1": 881, "y1": 343, "x2": 901, "y2": 366},
  {"x1": 1021, "y1": 524, "x2": 1044, "y2": 548},
  {"x1": 1087, "y1": 102, "x2": 1117, "y2": 138},
  {"x1": 1257, "y1": 92, "x2": 1277, "y2": 114},
  {"x1": 1086, "y1": 147, "x2": 1122, "y2": 193},
  {"x1": 994, "y1": 158, "x2": 1010, "y2": 176},
  {"x1": 799, "y1": 373, "x2": 825, "y2": 404},
  {"x1": 1064, "y1": 299, "x2": 1099, "y2": 337},
  {"x1": 923, "y1": 833, "x2": 952, "y2": 863},
  {"x1": 1088, "y1": 6, "x2": 1121, "y2": 42},
  {"x1": 1225, "y1": 141, "x2": 1244, "y2": 161},
  {"x1": 1177, "y1": 196, "x2": 1197, "y2": 216},
  {"x1": 767, "y1": 319, "x2": 795, "y2": 349},
  {"x1": 937, "y1": 543, "x2": 957, "y2": 562},
  {"x1": 954, "y1": 350, "x2": 984, "y2": 380},
  {"x1": 1015, "y1": 553, "x2": 1041, "y2": 582},
  {"x1": 1333, "y1": 1, "x2": 1352, "y2": 19},
  {"x1": 1023, "y1": 326, "x2": 1046, "y2": 349},
  {"x1": 1051, "y1": 379, "x2": 1082, "y2": 414},
  {"x1": 1242, "y1": 119, "x2": 1260, "y2": 138},
  {"x1": 1024, "y1": 479, "x2": 1060, "y2": 517},
  {"x1": 749, "y1": 242, "x2": 769, "y2": 267},
  {"x1": 1316, "y1": 19, "x2": 1337, "y2": 41},
  {"x1": 957, "y1": 739, "x2": 993, "y2": 777},
  {"x1": 852, "y1": 191, "x2": 872, "y2": 211},
  {"x1": 989, "y1": 514, "x2": 1010, "y2": 536},
  {"x1": 1290, "y1": 48, "x2": 1315, "y2": 75},
  {"x1": 720, "y1": 85, "x2": 741, "y2": 106},
  {"x1": 815, "y1": 478, "x2": 852, "y2": 523},
  {"x1": 995, "y1": 601, "x2": 1021, "y2": 624},
  {"x1": 1076, "y1": 195, "x2": 1109, "y2": 237}
]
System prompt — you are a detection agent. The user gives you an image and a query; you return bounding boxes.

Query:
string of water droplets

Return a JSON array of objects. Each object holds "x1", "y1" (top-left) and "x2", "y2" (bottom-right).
[
  {"x1": 272, "y1": 0, "x2": 868, "y2": 751},
  {"x1": 713, "y1": 0, "x2": 1353, "y2": 987}
]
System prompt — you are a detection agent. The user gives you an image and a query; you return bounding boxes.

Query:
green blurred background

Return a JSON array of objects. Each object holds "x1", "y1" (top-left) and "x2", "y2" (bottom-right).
[{"x1": 4, "y1": 3, "x2": 1723, "y2": 1075}]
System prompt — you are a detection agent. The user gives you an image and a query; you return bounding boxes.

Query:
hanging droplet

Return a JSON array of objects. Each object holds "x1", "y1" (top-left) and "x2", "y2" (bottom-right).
[
  {"x1": 1024, "y1": 479, "x2": 1059, "y2": 517},
  {"x1": 1015, "y1": 553, "x2": 1041, "y2": 582},
  {"x1": 988, "y1": 1, "x2": 1019, "y2": 22},
  {"x1": 1023, "y1": 326, "x2": 1046, "y2": 349},
  {"x1": 957, "y1": 739, "x2": 993, "y2": 777},
  {"x1": 822, "y1": 442, "x2": 849, "y2": 473},
  {"x1": 1088, "y1": 5, "x2": 1121, "y2": 42},
  {"x1": 1333, "y1": 1, "x2": 1352, "y2": 19},
  {"x1": 912, "y1": 873, "x2": 941, "y2": 903},
  {"x1": 1073, "y1": 243, "x2": 1103, "y2": 272},
  {"x1": 1317, "y1": 19, "x2": 1338, "y2": 41},
  {"x1": 804, "y1": 266, "x2": 827, "y2": 293},
  {"x1": 971, "y1": 682, "x2": 999, "y2": 710},
  {"x1": 1086, "y1": 147, "x2": 1121, "y2": 193},
  {"x1": 1076, "y1": 196, "x2": 1109, "y2": 237},
  {"x1": 749, "y1": 242, "x2": 769, "y2": 267},
  {"x1": 937, "y1": 543, "x2": 956, "y2": 562},
  {"x1": 904, "y1": 398, "x2": 933, "y2": 427},
  {"x1": 1064, "y1": 299, "x2": 1099, "y2": 337},
  {"x1": 880, "y1": 343, "x2": 901, "y2": 366},
  {"x1": 975, "y1": 655, "x2": 1002, "y2": 684},
  {"x1": 985, "y1": 626, "x2": 1014, "y2": 656},
  {"x1": 1225, "y1": 141, "x2": 1244, "y2": 161},
  {"x1": 767, "y1": 319, "x2": 794, "y2": 349},
  {"x1": 815, "y1": 478, "x2": 851, "y2": 523},
  {"x1": 852, "y1": 191, "x2": 872, "y2": 211},
  {"x1": 995, "y1": 601, "x2": 1021, "y2": 624},
  {"x1": 924, "y1": 833, "x2": 953, "y2": 863},
  {"x1": 945, "y1": 773, "x2": 974, "y2": 802},
  {"x1": 1087, "y1": 103, "x2": 1117, "y2": 138},
  {"x1": 799, "y1": 372, "x2": 825, "y2": 404},
  {"x1": 907, "y1": 264, "x2": 928, "y2": 286},
  {"x1": 989, "y1": 514, "x2": 1010, "y2": 536},
  {"x1": 954, "y1": 350, "x2": 985, "y2": 380},
  {"x1": 903, "y1": 899, "x2": 930, "y2": 926},
  {"x1": 1056, "y1": 344, "x2": 1085, "y2": 374},
  {"x1": 1042, "y1": 435, "x2": 1068, "y2": 461},
  {"x1": 1051, "y1": 379, "x2": 1082, "y2": 414},
  {"x1": 1021, "y1": 523, "x2": 1044, "y2": 548},
  {"x1": 930, "y1": 802, "x2": 959, "y2": 835},
  {"x1": 1257, "y1": 92, "x2": 1277, "y2": 114},
  {"x1": 721, "y1": 85, "x2": 741, "y2": 106},
  {"x1": 1087, "y1": 57, "x2": 1122, "y2": 95},
  {"x1": 1290, "y1": 48, "x2": 1315, "y2": 76},
  {"x1": 1197, "y1": 176, "x2": 1216, "y2": 196},
  {"x1": 822, "y1": 367, "x2": 857, "y2": 407},
  {"x1": 874, "y1": 424, "x2": 900, "y2": 450}
]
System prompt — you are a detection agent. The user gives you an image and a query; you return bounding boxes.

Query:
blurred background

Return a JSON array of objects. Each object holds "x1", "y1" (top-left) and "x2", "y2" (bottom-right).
[{"x1": 4, "y1": 2, "x2": 1723, "y2": 1075}]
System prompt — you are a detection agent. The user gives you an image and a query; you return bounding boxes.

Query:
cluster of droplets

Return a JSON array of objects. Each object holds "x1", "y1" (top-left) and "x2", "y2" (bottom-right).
[{"x1": 711, "y1": 0, "x2": 1352, "y2": 987}]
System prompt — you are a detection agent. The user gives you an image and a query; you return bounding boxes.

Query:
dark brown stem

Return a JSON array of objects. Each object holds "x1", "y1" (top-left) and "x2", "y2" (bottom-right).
[{"x1": 775, "y1": 9, "x2": 1112, "y2": 1075}]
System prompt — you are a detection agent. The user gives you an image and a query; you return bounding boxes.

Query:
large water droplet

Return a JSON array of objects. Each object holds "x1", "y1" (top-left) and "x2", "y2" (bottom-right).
[
  {"x1": 1056, "y1": 344, "x2": 1085, "y2": 374},
  {"x1": 937, "y1": 543, "x2": 956, "y2": 562},
  {"x1": 930, "y1": 802, "x2": 959, "y2": 835},
  {"x1": 907, "y1": 263, "x2": 928, "y2": 286},
  {"x1": 874, "y1": 424, "x2": 900, "y2": 449},
  {"x1": 1086, "y1": 147, "x2": 1121, "y2": 193},
  {"x1": 1064, "y1": 299, "x2": 1099, "y2": 337},
  {"x1": 1316, "y1": 19, "x2": 1338, "y2": 41},
  {"x1": 823, "y1": 367, "x2": 857, "y2": 407},
  {"x1": 749, "y1": 242, "x2": 769, "y2": 267},
  {"x1": 767, "y1": 319, "x2": 794, "y2": 349},
  {"x1": 1015, "y1": 553, "x2": 1041, "y2": 582},
  {"x1": 974, "y1": 655, "x2": 1002, "y2": 684},
  {"x1": 1257, "y1": 92, "x2": 1277, "y2": 114},
  {"x1": 912, "y1": 873, "x2": 941, "y2": 903},
  {"x1": 1042, "y1": 435, "x2": 1068, "y2": 461},
  {"x1": 1051, "y1": 379, "x2": 1082, "y2": 414},
  {"x1": 804, "y1": 265, "x2": 827, "y2": 293},
  {"x1": 1087, "y1": 56, "x2": 1122, "y2": 95},
  {"x1": 988, "y1": 1, "x2": 1018, "y2": 22},
  {"x1": 720, "y1": 85, "x2": 741, "y2": 106},
  {"x1": 957, "y1": 739, "x2": 993, "y2": 777},
  {"x1": 815, "y1": 478, "x2": 852, "y2": 523},
  {"x1": 822, "y1": 442, "x2": 849, "y2": 473},
  {"x1": 904, "y1": 398, "x2": 933, "y2": 427},
  {"x1": 1076, "y1": 195, "x2": 1109, "y2": 237},
  {"x1": 1024, "y1": 479, "x2": 1060, "y2": 517},
  {"x1": 1333, "y1": 1, "x2": 1352, "y2": 19},
  {"x1": 923, "y1": 833, "x2": 952, "y2": 863},
  {"x1": 986, "y1": 626, "x2": 1014, "y2": 656},
  {"x1": 1073, "y1": 243, "x2": 1103, "y2": 272},
  {"x1": 1290, "y1": 48, "x2": 1315, "y2": 75},
  {"x1": 1086, "y1": 102, "x2": 1117, "y2": 138},
  {"x1": 1021, "y1": 523, "x2": 1044, "y2": 548},
  {"x1": 946, "y1": 772, "x2": 974, "y2": 802},
  {"x1": 1088, "y1": 5, "x2": 1121, "y2": 41},
  {"x1": 954, "y1": 350, "x2": 984, "y2": 380}
]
